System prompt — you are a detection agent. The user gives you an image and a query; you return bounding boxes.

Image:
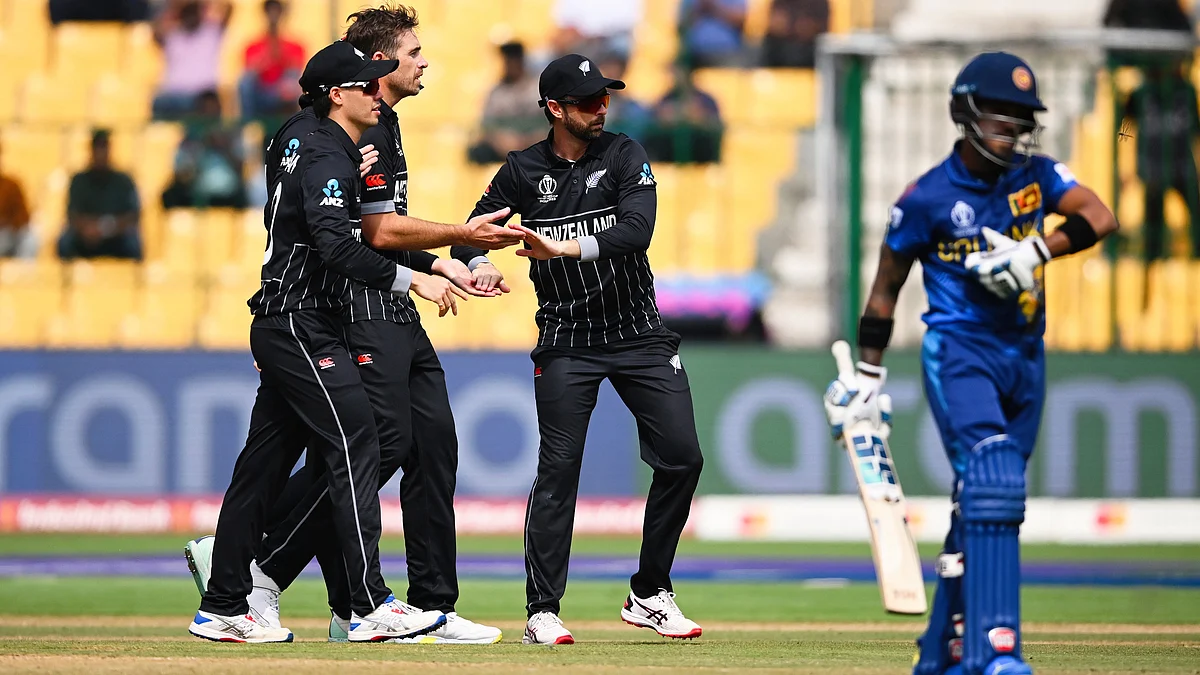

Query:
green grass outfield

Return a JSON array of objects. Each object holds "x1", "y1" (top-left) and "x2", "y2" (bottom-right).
[{"x1": 0, "y1": 535, "x2": 1197, "y2": 674}]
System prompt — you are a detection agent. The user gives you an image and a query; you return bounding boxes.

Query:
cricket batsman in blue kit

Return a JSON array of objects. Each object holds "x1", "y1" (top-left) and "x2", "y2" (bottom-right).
[{"x1": 824, "y1": 52, "x2": 1118, "y2": 675}]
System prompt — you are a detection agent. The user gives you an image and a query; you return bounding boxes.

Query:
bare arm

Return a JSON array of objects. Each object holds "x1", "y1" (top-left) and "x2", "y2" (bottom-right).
[
  {"x1": 1042, "y1": 185, "x2": 1118, "y2": 258},
  {"x1": 859, "y1": 243, "x2": 916, "y2": 367},
  {"x1": 360, "y1": 208, "x2": 520, "y2": 251}
]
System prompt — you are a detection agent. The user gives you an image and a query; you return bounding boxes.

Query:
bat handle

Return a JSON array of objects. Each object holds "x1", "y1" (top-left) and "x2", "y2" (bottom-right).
[{"x1": 831, "y1": 340, "x2": 856, "y2": 380}]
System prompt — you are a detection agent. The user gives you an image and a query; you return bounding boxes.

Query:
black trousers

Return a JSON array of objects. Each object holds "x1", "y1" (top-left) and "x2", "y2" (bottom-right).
[
  {"x1": 199, "y1": 310, "x2": 391, "y2": 618},
  {"x1": 525, "y1": 329, "x2": 704, "y2": 616},
  {"x1": 255, "y1": 319, "x2": 460, "y2": 618}
]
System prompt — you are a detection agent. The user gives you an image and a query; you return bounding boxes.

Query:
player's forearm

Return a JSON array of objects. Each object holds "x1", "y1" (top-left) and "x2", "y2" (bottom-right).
[
  {"x1": 450, "y1": 245, "x2": 490, "y2": 270},
  {"x1": 362, "y1": 212, "x2": 472, "y2": 250},
  {"x1": 1044, "y1": 186, "x2": 1119, "y2": 259},
  {"x1": 858, "y1": 244, "x2": 914, "y2": 366}
]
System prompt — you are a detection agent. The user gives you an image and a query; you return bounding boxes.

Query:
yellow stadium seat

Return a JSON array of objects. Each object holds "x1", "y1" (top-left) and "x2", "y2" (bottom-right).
[
  {"x1": 123, "y1": 23, "x2": 163, "y2": 87},
  {"x1": 197, "y1": 266, "x2": 260, "y2": 350},
  {"x1": 45, "y1": 277, "x2": 137, "y2": 349},
  {"x1": 748, "y1": 69, "x2": 818, "y2": 128},
  {"x1": 282, "y1": 0, "x2": 333, "y2": 56},
  {"x1": 197, "y1": 208, "x2": 240, "y2": 271},
  {"x1": 159, "y1": 208, "x2": 200, "y2": 274},
  {"x1": 486, "y1": 285, "x2": 540, "y2": 350},
  {"x1": 235, "y1": 208, "x2": 269, "y2": 273},
  {"x1": 504, "y1": 0, "x2": 556, "y2": 49},
  {"x1": 66, "y1": 258, "x2": 139, "y2": 289},
  {"x1": 52, "y1": 22, "x2": 124, "y2": 84},
  {"x1": 692, "y1": 69, "x2": 748, "y2": 125},
  {"x1": 5, "y1": 0, "x2": 49, "y2": 72},
  {"x1": 725, "y1": 128, "x2": 797, "y2": 177},
  {"x1": 137, "y1": 122, "x2": 186, "y2": 199},
  {"x1": 20, "y1": 72, "x2": 88, "y2": 125},
  {"x1": 117, "y1": 263, "x2": 199, "y2": 348},
  {"x1": 1, "y1": 126, "x2": 64, "y2": 197},
  {"x1": 0, "y1": 259, "x2": 62, "y2": 346},
  {"x1": 30, "y1": 170, "x2": 68, "y2": 259},
  {"x1": 92, "y1": 73, "x2": 153, "y2": 126}
]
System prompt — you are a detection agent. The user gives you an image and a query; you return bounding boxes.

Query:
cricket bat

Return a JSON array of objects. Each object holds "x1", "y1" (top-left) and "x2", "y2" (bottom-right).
[{"x1": 831, "y1": 340, "x2": 928, "y2": 615}]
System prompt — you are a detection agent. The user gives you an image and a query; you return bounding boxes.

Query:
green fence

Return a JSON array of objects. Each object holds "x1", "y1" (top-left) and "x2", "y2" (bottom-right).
[{"x1": 673, "y1": 346, "x2": 1200, "y2": 498}]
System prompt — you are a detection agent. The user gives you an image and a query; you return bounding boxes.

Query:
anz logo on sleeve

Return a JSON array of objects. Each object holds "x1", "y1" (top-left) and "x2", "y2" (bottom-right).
[
  {"x1": 320, "y1": 179, "x2": 344, "y2": 207},
  {"x1": 280, "y1": 138, "x2": 301, "y2": 174}
]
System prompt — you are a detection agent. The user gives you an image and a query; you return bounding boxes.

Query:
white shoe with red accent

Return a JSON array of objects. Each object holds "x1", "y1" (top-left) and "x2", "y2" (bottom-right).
[
  {"x1": 621, "y1": 590, "x2": 703, "y2": 639},
  {"x1": 522, "y1": 611, "x2": 574, "y2": 645},
  {"x1": 188, "y1": 610, "x2": 293, "y2": 643}
]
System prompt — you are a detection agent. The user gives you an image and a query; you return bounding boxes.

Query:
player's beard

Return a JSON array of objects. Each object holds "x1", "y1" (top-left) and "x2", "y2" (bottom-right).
[{"x1": 564, "y1": 113, "x2": 603, "y2": 142}]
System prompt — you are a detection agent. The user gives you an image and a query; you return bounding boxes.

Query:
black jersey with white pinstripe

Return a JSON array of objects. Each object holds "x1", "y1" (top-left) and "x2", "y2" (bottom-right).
[
  {"x1": 248, "y1": 112, "x2": 402, "y2": 317},
  {"x1": 343, "y1": 102, "x2": 436, "y2": 324},
  {"x1": 467, "y1": 131, "x2": 662, "y2": 347}
]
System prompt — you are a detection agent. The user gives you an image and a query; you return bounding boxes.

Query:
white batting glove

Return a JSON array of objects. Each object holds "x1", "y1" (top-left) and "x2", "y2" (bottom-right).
[
  {"x1": 823, "y1": 362, "x2": 888, "y2": 439},
  {"x1": 964, "y1": 227, "x2": 1050, "y2": 300}
]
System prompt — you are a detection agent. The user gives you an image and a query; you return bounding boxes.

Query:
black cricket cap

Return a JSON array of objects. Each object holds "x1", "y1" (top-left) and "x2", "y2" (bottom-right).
[
  {"x1": 538, "y1": 53, "x2": 625, "y2": 107},
  {"x1": 299, "y1": 40, "x2": 398, "y2": 98}
]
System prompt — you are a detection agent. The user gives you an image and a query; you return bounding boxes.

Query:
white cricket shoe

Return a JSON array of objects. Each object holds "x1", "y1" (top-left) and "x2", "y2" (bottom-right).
[
  {"x1": 390, "y1": 608, "x2": 503, "y2": 644},
  {"x1": 347, "y1": 595, "x2": 446, "y2": 642},
  {"x1": 188, "y1": 610, "x2": 293, "y2": 643},
  {"x1": 621, "y1": 590, "x2": 703, "y2": 639},
  {"x1": 329, "y1": 613, "x2": 350, "y2": 642},
  {"x1": 247, "y1": 561, "x2": 282, "y2": 629},
  {"x1": 522, "y1": 611, "x2": 574, "y2": 645},
  {"x1": 184, "y1": 535, "x2": 215, "y2": 596}
]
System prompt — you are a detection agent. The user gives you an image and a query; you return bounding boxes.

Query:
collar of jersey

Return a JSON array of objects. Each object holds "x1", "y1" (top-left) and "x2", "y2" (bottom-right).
[
  {"x1": 377, "y1": 100, "x2": 397, "y2": 123},
  {"x1": 317, "y1": 116, "x2": 365, "y2": 162},
  {"x1": 541, "y1": 129, "x2": 615, "y2": 164}
]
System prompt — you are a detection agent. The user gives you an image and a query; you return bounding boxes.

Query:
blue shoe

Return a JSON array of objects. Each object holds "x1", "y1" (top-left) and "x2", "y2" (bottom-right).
[{"x1": 985, "y1": 656, "x2": 1032, "y2": 675}]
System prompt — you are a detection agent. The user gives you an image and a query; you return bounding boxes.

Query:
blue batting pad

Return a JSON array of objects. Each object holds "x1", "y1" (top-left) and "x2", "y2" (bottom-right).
[{"x1": 961, "y1": 438, "x2": 1026, "y2": 674}]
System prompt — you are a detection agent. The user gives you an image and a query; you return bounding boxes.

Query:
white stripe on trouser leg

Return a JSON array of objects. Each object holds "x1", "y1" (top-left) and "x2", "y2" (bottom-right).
[
  {"x1": 523, "y1": 476, "x2": 544, "y2": 612},
  {"x1": 256, "y1": 485, "x2": 331, "y2": 567},
  {"x1": 288, "y1": 314, "x2": 377, "y2": 611}
]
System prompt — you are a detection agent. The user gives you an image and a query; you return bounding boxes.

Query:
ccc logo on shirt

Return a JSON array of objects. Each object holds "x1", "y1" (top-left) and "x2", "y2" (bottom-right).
[{"x1": 365, "y1": 173, "x2": 387, "y2": 190}]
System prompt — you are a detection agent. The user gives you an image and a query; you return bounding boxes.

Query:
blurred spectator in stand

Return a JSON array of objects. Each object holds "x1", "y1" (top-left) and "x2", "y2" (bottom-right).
[
  {"x1": 468, "y1": 42, "x2": 545, "y2": 164},
  {"x1": 0, "y1": 141, "x2": 35, "y2": 259},
  {"x1": 596, "y1": 54, "x2": 653, "y2": 141},
  {"x1": 1121, "y1": 58, "x2": 1200, "y2": 261},
  {"x1": 1103, "y1": 0, "x2": 1191, "y2": 31},
  {"x1": 679, "y1": 0, "x2": 747, "y2": 69},
  {"x1": 152, "y1": 0, "x2": 232, "y2": 120},
  {"x1": 50, "y1": 0, "x2": 151, "y2": 22},
  {"x1": 163, "y1": 90, "x2": 248, "y2": 209},
  {"x1": 549, "y1": 0, "x2": 642, "y2": 61},
  {"x1": 645, "y1": 63, "x2": 724, "y2": 164},
  {"x1": 239, "y1": 0, "x2": 305, "y2": 120},
  {"x1": 59, "y1": 130, "x2": 142, "y2": 261},
  {"x1": 761, "y1": 0, "x2": 829, "y2": 68}
]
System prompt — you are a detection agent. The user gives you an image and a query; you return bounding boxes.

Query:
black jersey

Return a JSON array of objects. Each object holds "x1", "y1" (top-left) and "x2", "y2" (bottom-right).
[
  {"x1": 248, "y1": 113, "x2": 407, "y2": 316},
  {"x1": 467, "y1": 130, "x2": 662, "y2": 347},
  {"x1": 343, "y1": 101, "x2": 438, "y2": 324}
]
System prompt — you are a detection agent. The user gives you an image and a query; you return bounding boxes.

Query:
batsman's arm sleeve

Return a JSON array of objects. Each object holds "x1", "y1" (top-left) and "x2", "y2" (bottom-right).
[
  {"x1": 302, "y1": 149, "x2": 407, "y2": 292},
  {"x1": 580, "y1": 139, "x2": 655, "y2": 262}
]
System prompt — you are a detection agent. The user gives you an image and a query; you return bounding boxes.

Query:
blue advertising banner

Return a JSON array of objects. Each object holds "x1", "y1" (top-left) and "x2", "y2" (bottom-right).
[{"x1": 0, "y1": 351, "x2": 636, "y2": 496}]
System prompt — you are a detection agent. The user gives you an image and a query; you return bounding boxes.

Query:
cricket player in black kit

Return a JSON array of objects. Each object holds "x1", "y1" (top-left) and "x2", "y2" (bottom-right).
[
  {"x1": 184, "y1": 6, "x2": 522, "y2": 644},
  {"x1": 466, "y1": 54, "x2": 705, "y2": 645},
  {"x1": 188, "y1": 41, "x2": 447, "y2": 644},
  {"x1": 232, "y1": 6, "x2": 517, "y2": 644}
]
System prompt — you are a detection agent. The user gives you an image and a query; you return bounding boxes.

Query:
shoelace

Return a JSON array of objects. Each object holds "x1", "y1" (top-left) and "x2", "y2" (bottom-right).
[
  {"x1": 531, "y1": 612, "x2": 562, "y2": 630},
  {"x1": 653, "y1": 591, "x2": 684, "y2": 619}
]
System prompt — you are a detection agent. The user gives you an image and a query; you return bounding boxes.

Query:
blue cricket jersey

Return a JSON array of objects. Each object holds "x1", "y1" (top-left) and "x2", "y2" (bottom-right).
[{"x1": 884, "y1": 144, "x2": 1078, "y2": 338}]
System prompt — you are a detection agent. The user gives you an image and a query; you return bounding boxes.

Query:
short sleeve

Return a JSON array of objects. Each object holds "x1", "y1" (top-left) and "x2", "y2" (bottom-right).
[
  {"x1": 358, "y1": 124, "x2": 396, "y2": 216},
  {"x1": 1035, "y1": 156, "x2": 1078, "y2": 214},
  {"x1": 882, "y1": 187, "x2": 931, "y2": 258}
]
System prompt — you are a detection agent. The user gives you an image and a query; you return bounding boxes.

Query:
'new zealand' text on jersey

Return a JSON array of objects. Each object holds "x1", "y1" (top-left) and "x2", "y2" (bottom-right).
[
  {"x1": 248, "y1": 112, "x2": 401, "y2": 316},
  {"x1": 884, "y1": 146, "x2": 1078, "y2": 337},
  {"x1": 345, "y1": 101, "x2": 436, "y2": 324},
  {"x1": 469, "y1": 131, "x2": 662, "y2": 347}
]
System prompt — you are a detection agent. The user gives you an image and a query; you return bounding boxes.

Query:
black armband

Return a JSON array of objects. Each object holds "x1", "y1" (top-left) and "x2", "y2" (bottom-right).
[
  {"x1": 1058, "y1": 213, "x2": 1099, "y2": 254},
  {"x1": 857, "y1": 316, "x2": 894, "y2": 350}
]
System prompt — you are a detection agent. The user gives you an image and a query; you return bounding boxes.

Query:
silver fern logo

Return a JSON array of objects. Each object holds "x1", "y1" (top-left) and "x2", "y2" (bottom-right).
[{"x1": 585, "y1": 169, "x2": 606, "y2": 193}]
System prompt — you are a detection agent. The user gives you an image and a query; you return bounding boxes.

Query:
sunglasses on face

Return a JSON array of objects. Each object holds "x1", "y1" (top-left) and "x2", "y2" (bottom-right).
[
  {"x1": 337, "y1": 79, "x2": 381, "y2": 96},
  {"x1": 558, "y1": 93, "x2": 609, "y2": 114}
]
